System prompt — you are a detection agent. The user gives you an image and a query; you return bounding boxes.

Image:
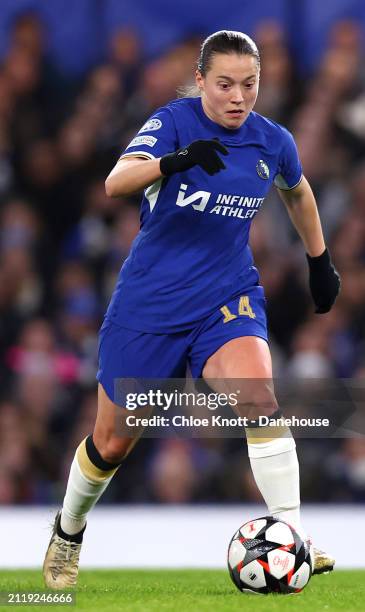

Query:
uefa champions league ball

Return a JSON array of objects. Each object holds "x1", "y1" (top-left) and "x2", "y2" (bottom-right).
[{"x1": 227, "y1": 516, "x2": 314, "y2": 595}]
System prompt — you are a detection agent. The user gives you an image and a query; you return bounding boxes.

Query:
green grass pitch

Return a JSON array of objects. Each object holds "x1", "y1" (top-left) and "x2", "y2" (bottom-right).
[{"x1": 0, "y1": 569, "x2": 364, "y2": 611}]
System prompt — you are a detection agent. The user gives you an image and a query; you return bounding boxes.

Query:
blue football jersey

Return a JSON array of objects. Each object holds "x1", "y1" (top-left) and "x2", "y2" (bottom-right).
[{"x1": 106, "y1": 97, "x2": 302, "y2": 332}]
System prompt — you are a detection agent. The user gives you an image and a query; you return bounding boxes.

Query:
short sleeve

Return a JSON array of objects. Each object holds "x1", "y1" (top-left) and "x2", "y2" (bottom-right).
[
  {"x1": 274, "y1": 127, "x2": 303, "y2": 190},
  {"x1": 120, "y1": 107, "x2": 178, "y2": 161}
]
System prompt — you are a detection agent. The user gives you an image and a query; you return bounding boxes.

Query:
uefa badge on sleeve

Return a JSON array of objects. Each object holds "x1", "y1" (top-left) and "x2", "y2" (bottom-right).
[{"x1": 256, "y1": 159, "x2": 270, "y2": 180}]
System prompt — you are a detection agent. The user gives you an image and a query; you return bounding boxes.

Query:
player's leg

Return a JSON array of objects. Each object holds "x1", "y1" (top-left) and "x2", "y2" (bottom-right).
[
  {"x1": 202, "y1": 336, "x2": 306, "y2": 539},
  {"x1": 191, "y1": 290, "x2": 334, "y2": 574},
  {"x1": 60, "y1": 383, "x2": 141, "y2": 538},
  {"x1": 43, "y1": 321, "x2": 190, "y2": 588},
  {"x1": 43, "y1": 383, "x2": 142, "y2": 589}
]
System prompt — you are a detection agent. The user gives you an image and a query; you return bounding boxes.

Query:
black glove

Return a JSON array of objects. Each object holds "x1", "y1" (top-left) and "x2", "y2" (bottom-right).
[
  {"x1": 160, "y1": 139, "x2": 228, "y2": 177},
  {"x1": 306, "y1": 248, "x2": 341, "y2": 313}
]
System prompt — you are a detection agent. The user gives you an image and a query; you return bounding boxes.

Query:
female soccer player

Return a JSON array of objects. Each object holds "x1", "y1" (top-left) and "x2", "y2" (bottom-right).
[{"x1": 43, "y1": 30, "x2": 340, "y2": 588}]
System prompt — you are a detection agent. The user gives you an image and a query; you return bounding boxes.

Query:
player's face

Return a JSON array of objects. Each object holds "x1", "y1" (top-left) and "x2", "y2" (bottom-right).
[{"x1": 196, "y1": 53, "x2": 260, "y2": 129}]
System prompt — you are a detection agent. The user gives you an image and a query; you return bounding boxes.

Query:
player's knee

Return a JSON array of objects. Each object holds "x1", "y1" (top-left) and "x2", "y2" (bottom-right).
[
  {"x1": 93, "y1": 434, "x2": 134, "y2": 464},
  {"x1": 236, "y1": 392, "x2": 278, "y2": 421}
]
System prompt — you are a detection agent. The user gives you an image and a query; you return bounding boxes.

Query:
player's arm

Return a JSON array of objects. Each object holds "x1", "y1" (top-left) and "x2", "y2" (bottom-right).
[
  {"x1": 276, "y1": 175, "x2": 325, "y2": 257},
  {"x1": 105, "y1": 139, "x2": 228, "y2": 197},
  {"x1": 105, "y1": 156, "x2": 163, "y2": 197},
  {"x1": 277, "y1": 176, "x2": 340, "y2": 313}
]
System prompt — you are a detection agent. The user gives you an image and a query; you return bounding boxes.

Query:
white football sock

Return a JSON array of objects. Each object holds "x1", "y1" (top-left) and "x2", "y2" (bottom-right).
[
  {"x1": 247, "y1": 433, "x2": 307, "y2": 541},
  {"x1": 60, "y1": 455, "x2": 114, "y2": 535}
]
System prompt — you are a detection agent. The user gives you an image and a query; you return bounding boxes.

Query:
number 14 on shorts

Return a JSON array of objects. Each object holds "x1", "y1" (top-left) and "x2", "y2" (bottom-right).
[{"x1": 220, "y1": 295, "x2": 256, "y2": 323}]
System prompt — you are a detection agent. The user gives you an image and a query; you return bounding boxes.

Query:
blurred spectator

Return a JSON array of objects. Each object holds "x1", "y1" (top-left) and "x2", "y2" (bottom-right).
[
  {"x1": 325, "y1": 438, "x2": 365, "y2": 502},
  {"x1": 109, "y1": 28, "x2": 142, "y2": 95},
  {"x1": 5, "y1": 318, "x2": 80, "y2": 385},
  {"x1": 254, "y1": 20, "x2": 297, "y2": 123}
]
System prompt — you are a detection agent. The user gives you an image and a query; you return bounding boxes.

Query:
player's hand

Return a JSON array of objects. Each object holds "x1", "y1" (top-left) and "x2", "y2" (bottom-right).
[
  {"x1": 160, "y1": 139, "x2": 228, "y2": 177},
  {"x1": 306, "y1": 247, "x2": 341, "y2": 313}
]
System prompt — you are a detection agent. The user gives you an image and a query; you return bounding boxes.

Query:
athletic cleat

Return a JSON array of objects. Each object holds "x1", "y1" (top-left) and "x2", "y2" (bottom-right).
[
  {"x1": 43, "y1": 511, "x2": 83, "y2": 589},
  {"x1": 312, "y1": 546, "x2": 335, "y2": 575}
]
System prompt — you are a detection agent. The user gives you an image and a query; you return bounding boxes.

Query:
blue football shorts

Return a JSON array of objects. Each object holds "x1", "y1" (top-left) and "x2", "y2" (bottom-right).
[{"x1": 97, "y1": 285, "x2": 268, "y2": 403}]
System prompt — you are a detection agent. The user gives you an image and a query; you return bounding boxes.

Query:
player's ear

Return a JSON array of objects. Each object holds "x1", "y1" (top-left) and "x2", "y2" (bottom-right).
[{"x1": 195, "y1": 69, "x2": 204, "y2": 91}]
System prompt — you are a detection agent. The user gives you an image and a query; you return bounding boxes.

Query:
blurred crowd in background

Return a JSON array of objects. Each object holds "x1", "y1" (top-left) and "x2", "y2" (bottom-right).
[{"x1": 0, "y1": 12, "x2": 364, "y2": 506}]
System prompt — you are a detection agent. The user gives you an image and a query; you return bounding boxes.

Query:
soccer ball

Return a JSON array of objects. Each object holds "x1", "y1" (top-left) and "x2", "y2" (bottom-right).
[{"x1": 227, "y1": 516, "x2": 314, "y2": 595}]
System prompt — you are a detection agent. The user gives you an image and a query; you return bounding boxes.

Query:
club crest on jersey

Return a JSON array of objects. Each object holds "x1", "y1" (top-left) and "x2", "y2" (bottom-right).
[
  {"x1": 139, "y1": 118, "x2": 162, "y2": 133},
  {"x1": 256, "y1": 159, "x2": 270, "y2": 180}
]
